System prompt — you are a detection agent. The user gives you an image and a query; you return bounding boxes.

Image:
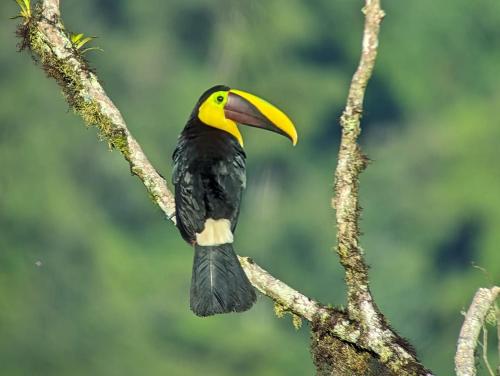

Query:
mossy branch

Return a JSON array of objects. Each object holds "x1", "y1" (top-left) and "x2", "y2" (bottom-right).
[
  {"x1": 334, "y1": 0, "x2": 383, "y2": 321},
  {"x1": 323, "y1": 0, "x2": 432, "y2": 374},
  {"x1": 17, "y1": 0, "x2": 175, "y2": 220}
]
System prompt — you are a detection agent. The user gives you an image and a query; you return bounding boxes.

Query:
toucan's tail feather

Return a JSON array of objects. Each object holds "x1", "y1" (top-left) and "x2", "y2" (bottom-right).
[{"x1": 190, "y1": 243, "x2": 256, "y2": 316}]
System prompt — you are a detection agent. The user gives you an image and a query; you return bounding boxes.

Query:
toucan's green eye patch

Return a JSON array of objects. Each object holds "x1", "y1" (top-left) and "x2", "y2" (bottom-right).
[
  {"x1": 198, "y1": 89, "x2": 242, "y2": 145},
  {"x1": 211, "y1": 91, "x2": 228, "y2": 105}
]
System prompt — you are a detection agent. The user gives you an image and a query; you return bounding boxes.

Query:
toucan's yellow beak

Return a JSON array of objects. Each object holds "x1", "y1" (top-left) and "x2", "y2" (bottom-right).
[{"x1": 224, "y1": 89, "x2": 298, "y2": 146}]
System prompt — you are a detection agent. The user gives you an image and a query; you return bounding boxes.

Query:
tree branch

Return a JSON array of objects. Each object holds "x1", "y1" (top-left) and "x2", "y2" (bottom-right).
[
  {"x1": 455, "y1": 286, "x2": 500, "y2": 376},
  {"x1": 334, "y1": 0, "x2": 383, "y2": 315},
  {"x1": 328, "y1": 1, "x2": 432, "y2": 374},
  {"x1": 239, "y1": 257, "x2": 329, "y2": 322}
]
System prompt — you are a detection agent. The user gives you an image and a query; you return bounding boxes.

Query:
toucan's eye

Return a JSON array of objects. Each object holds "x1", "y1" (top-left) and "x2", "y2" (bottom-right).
[{"x1": 216, "y1": 95, "x2": 224, "y2": 103}]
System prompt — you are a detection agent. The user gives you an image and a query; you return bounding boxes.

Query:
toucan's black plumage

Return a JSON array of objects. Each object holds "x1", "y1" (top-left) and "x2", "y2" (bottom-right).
[{"x1": 173, "y1": 85, "x2": 297, "y2": 317}]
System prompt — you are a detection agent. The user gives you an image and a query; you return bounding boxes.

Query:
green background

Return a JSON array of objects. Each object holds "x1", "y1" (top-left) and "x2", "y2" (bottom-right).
[{"x1": 1, "y1": 0, "x2": 499, "y2": 375}]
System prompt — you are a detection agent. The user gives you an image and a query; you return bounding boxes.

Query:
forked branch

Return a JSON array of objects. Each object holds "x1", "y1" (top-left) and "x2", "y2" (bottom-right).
[{"x1": 16, "y1": 0, "x2": 433, "y2": 374}]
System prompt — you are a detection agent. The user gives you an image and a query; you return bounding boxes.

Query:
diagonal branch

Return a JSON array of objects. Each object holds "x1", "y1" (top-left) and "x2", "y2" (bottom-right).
[
  {"x1": 17, "y1": 0, "x2": 333, "y2": 324},
  {"x1": 239, "y1": 257, "x2": 329, "y2": 322}
]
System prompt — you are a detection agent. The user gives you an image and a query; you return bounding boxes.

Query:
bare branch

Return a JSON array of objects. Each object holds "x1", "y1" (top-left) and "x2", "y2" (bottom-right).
[
  {"x1": 455, "y1": 286, "x2": 500, "y2": 376},
  {"x1": 333, "y1": 0, "x2": 383, "y2": 320},
  {"x1": 239, "y1": 257, "x2": 329, "y2": 321}
]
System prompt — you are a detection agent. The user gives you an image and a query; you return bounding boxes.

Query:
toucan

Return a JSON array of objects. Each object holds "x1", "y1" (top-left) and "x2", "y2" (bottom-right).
[{"x1": 172, "y1": 85, "x2": 297, "y2": 317}]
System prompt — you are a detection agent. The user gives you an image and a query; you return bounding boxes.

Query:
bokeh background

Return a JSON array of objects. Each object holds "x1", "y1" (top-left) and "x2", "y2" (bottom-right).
[{"x1": 1, "y1": 0, "x2": 500, "y2": 375}]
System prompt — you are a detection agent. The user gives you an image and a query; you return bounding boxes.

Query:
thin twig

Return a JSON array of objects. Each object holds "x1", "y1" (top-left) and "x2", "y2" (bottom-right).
[{"x1": 480, "y1": 325, "x2": 495, "y2": 376}]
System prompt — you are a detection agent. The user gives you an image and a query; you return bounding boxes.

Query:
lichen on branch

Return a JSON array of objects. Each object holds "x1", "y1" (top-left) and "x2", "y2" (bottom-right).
[{"x1": 324, "y1": 0, "x2": 432, "y2": 374}]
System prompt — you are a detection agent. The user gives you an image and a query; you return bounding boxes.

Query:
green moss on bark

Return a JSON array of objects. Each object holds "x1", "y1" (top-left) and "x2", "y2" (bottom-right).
[
  {"x1": 311, "y1": 314, "x2": 395, "y2": 376},
  {"x1": 17, "y1": 5, "x2": 129, "y2": 158}
]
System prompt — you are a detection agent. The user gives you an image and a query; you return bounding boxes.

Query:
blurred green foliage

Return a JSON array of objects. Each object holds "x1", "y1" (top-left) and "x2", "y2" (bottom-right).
[{"x1": 1, "y1": 0, "x2": 499, "y2": 375}]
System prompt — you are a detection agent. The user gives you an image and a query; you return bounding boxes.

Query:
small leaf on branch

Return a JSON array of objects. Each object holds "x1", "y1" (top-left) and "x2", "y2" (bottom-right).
[
  {"x1": 12, "y1": 0, "x2": 31, "y2": 23},
  {"x1": 70, "y1": 33, "x2": 102, "y2": 53}
]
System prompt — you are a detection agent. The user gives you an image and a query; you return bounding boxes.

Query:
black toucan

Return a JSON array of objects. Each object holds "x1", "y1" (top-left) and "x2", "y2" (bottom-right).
[{"x1": 172, "y1": 85, "x2": 297, "y2": 317}]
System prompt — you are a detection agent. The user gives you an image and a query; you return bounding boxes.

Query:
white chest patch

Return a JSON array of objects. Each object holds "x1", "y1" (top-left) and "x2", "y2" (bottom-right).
[{"x1": 195, "y1": 218, "x2": 234, "y2": 246}]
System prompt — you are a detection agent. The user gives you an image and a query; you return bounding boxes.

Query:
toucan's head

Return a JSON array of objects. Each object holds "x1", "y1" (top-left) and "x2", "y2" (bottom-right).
[{"x1": 192, "y1": 85, "x2": 298, "y2": 147}]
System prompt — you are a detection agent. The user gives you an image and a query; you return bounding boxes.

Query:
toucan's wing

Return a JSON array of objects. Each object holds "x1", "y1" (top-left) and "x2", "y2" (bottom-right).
[{"x1": 173, "y1": 141, "x2": 207, "y2": 243}]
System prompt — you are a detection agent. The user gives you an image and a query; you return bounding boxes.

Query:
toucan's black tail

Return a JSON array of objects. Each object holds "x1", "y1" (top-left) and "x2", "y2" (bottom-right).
[{"x1": 190, "y1": 243, "x2": 256, "y2": 317}]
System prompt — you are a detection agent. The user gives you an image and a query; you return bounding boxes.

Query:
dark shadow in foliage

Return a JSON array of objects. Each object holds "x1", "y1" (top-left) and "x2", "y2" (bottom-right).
[
  {"x1": 171, "y1": 5, "x2": 214, "y2": 60},
  {"x1": 307, "y1": 106, "x2": 342, "y2": 156},
  {"x1": 90, "y1": 0, "x2": 129, "y2": 29},
  {"x1": 282, "y1": 225, "x2": 317, "y2": 269},
  {"x1": 434, "y1": 217, "x2": 482, "y2": 273},
  {"x1": 292, "y1": 36, "x2": 348, "y2": 69},
  {"x1": 363, "y1": 75, "x2": 403, "y2": 130},
  {"x1": 265, "y1": 224, "x2": 331, "y2": 298}
]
